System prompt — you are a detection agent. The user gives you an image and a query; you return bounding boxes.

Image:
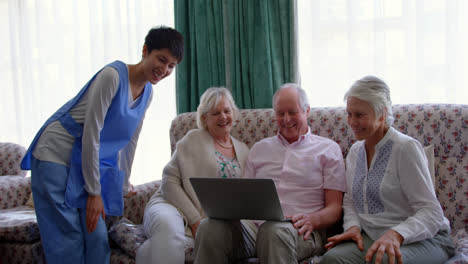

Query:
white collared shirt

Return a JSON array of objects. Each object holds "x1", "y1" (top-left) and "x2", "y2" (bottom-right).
[{"x1": 244, "y1": 129, "x2": 346, "y2": 217}]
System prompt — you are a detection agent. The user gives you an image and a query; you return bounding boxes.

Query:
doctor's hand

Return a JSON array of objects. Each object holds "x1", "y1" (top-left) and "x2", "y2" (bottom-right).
[
  {"x1": 86, "y1": 194, "x2": 106, "y2": 233},
  {"x1": 325, "y1": 225, "x2": 363, "y2": 251}
]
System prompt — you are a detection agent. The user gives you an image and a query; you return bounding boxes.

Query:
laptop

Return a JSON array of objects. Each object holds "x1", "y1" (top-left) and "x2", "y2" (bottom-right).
[{"x1": 189, "y1": 178, "x2": 291, "y2": 222}]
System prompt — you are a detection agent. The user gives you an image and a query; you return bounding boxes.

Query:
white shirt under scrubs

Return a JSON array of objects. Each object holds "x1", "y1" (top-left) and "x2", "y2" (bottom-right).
[{"x1": 32, "y1": 67, "x2": 153, "y2": 196}]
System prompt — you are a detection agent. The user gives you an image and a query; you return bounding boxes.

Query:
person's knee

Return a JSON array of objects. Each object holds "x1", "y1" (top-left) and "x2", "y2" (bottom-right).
[
  {"x1": 321, "y1": 249, "x2": 348, "y2": 264},
  {"x1": 145, "y1": 210, "x2": 183, "y2": 238},
  {"x1": 257, "y1": 222, "x2": 294, "y2": 244},
  {"x1": 195, "y1": 219, "x2": 241, "y2": 264},
  {"x1": 197, "y1": 218, "x2": 230, "y2": 244},
  {"x1": 321, "y1": 244, "x2": 365, "y2": 264}
]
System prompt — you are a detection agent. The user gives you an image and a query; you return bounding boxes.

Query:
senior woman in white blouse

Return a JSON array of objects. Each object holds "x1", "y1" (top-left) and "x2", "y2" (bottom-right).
[
  {"x1": 135, "y1": 87, "x2": 249, "y2": 264},
  {"x1": 321, "y1": 76, "x2": 454, "y2": 264}
]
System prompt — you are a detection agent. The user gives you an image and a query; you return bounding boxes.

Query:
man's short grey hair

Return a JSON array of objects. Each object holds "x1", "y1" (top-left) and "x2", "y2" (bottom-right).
[
  {"x1": 197, "y1": 87, "x2": 239, "y2": 129},
  {"x1": 344, "y1": 75, "x2": 394, "y2": 126},
  {"x1": 272, "y1": 83, "x2": 310, "y2": 112}
]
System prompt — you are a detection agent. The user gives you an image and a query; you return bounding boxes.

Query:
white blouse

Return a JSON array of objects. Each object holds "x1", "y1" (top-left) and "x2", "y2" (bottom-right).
[{"x1": 343, "y1": 127, "x2": 450, "y2": 244}]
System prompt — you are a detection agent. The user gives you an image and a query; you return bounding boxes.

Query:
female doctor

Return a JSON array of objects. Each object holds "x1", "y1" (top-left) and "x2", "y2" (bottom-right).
[{"x1": 20, "y1": 26, "x2": 184, "y2": 264}]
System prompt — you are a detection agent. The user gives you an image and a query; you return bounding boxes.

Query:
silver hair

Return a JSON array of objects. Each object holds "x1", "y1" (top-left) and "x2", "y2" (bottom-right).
[
  {"x1": 272, "y1": 83, "x2": 310, "y2": 112},
  {"x1": 197, "y1": 87, "x2": 239, "y2": 129},
  {"x1": 344, "y1": 75, "x2": 394, "y2": 126}
]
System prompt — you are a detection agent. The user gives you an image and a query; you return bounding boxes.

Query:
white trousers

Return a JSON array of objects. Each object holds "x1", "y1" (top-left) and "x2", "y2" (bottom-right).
[{"x1": 136, "y1": 203, "x2": 187, "y2": 264}]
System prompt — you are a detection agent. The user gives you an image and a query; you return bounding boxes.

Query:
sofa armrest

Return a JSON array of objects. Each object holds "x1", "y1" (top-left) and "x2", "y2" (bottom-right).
[
  {"x1": 122, "y1": 180, "x2": 161, "y2": 225},
  {"x1": 0, "y1": 176, "x2": 31, "y2": 209}
]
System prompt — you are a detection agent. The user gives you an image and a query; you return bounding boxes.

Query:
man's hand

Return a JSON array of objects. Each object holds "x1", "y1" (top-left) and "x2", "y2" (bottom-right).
[
  {"x1": 290, "y1": 189, "x2": 343, "y2": 241},
  {"x1": 291, "y1": 213, "x2": 316, "y2": 240},
  {"x1": 190, "y1": 220, "x2": 201, "y2": 239},
  {"x1": 365, "y1": 229, "x2": 404, "y2": 264},
  {"x1": 86, "y1": 195, "x2": 105, "y2": 233},
  {"x1": 325, "y1": 225, "x2": 363, "y2": 250}
]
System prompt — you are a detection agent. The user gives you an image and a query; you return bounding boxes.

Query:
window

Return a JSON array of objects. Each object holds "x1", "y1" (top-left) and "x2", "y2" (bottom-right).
[
  {"x1": 298, "y1": 0, "x2": 468, "y2": 107},
  {"x1": 1, "y1": 0, "x2": 176, "y2": 184}
]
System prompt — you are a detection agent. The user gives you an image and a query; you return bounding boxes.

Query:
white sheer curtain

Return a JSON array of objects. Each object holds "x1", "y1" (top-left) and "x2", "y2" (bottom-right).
[
  {"x1": 298, "y1": 0, "x2": 468, "y2": 107},
  {"x1": 1, "y1": 0, "x2": 176, "y2": 184}
]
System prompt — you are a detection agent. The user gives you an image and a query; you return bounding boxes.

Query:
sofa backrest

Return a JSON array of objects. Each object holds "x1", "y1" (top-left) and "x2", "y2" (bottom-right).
[
  {"x1": 170, "y1": 104, "x2": 468, "y2": 230},
  {"x1": 0, "y1": 142, "x2": 28, "y2": 177}
]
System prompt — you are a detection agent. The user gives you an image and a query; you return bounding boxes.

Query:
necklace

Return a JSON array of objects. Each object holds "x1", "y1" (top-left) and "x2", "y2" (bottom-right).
[{"x1": 215, "y1": 138, "x2": 233, "y2": 149}]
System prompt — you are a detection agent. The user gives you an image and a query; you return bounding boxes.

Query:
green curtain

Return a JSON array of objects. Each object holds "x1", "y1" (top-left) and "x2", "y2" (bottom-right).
[
  {"x1": 175, "y1": 0, "x2": 296, "y2": 113},
  {"x1": 225, "y1": 0, "x2": 296, "y2": 109},
  {"x1": 175, "y1": 0, "x2": 226, "y2": 114}
]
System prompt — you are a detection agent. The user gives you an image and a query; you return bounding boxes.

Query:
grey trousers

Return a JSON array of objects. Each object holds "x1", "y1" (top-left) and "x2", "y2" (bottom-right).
[
  {"x1": 194, "y1": 218, "x2": 325, "y2": 264},
  {"x1": 321, "y1": 230, "x2": 454, "y2": 264}
]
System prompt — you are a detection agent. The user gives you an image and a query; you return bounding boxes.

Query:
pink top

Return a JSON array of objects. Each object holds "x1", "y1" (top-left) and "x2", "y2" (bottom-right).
[{"x1": 244, "y1": 130, "x2": 346, "y2": 217}]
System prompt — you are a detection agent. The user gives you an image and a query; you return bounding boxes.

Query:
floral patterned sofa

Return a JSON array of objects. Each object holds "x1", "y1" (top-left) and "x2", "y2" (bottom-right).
[
  {"x1": 0, "y1": 143, "x2": 43, "y2": 263},
  {"x1": 0, "y1": 142, "x2": 161, "y2": 264},
  {"x1": 171, "y1": 104, "x2": 468, "y2": 231},
  {"x1": 2, "y1": 104, "x2": 467, "y2": 263},
  {"x1": 164, "y1": 104, "x2": 468, "y2": 263}
]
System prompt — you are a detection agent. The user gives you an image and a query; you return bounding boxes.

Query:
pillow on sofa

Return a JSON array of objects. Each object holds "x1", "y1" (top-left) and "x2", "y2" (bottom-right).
[
  {"x1": 109, "y1": 217, "x2": 147, "y2": 258},
  {"x1": 109, "y1": 217, "x2": 197, "y2": 261},
  {"x1": 25, "y1": 193, "x2": 35, "y2": 208},
  {"x1": 0, "y1": 206, "x2": 40, "y2": 242},
  {"x1": 423, "y1": 145, "x2": 435, "y2": 188}
]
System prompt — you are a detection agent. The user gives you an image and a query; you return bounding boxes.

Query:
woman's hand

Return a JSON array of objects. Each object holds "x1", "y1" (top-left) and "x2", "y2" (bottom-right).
[
  {"x1": 190, "y1": 220, "x2": 201, "y2": 239},
  {"x1": 86, "y1": 195, "x2": 105, "y2": 233},
  {"x1": 291, "y1": 213, "x2": 315, "y2": 240},
  {"x1": 365, "y1": 229, "x2": 403, "y2": 264},
  {"x1": 325, "y1": 225, "x2": 363, "y2": 250}
]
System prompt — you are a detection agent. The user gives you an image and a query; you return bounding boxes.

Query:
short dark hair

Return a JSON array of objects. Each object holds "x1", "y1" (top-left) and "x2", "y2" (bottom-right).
[{"x1": 144, "y1": 26, "x2": 184, "y2": 63}]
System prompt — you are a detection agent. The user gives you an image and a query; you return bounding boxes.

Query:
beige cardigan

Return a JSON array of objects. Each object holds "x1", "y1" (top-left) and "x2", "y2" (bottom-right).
[{"x1": 146, "y1": 129, "x2": 250, "y2": 232}]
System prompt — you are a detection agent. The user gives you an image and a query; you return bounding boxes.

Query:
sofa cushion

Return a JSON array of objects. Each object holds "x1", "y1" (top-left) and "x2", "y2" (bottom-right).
[
  {"x1": 446, "y1": 228, "x2": 468, "y2": 263},
  {"x1": 0, "y1": 206, "x2": 39, "y2": 242},
  {"x1": 435, "y1": 156, "x2": 467, "y2": 231},
  {"x1": 109, "y1": 218, "x2": 147, "y2": 258},
  {"x1": 110, "y1": 247, "x2": 134, "y2": 264},
  {"x1": 0, "y1": 239, "x2": 44, "y2": 264},
  {"x1": 122, "y1": 180, "x2": 161, "y2": 225},
  {"x1": 109, "y1": 217, "x2": 195, "y2": 261},
  {"x1": 25, "y1": 193, "x2": 35, "y2": 208}
]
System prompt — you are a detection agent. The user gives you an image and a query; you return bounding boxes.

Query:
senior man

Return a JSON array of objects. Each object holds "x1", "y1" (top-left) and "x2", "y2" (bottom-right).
[{"x1": 194, "y1": 83, "x2": 346, "y2": 263}]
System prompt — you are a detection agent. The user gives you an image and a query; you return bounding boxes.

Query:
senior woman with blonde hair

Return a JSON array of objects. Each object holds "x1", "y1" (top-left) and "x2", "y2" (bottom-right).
[
  {"x1": 136, "y1": 87, "x2": 249, "y2": 264},
  {"x1": 321, "y1": 76, "x2": 454, "y2": 264}
]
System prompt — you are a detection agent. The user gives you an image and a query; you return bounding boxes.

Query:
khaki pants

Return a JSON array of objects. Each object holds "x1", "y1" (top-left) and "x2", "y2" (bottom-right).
[{"x1": 194, "y1": 218, "x2": 325, "y2": 264}]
